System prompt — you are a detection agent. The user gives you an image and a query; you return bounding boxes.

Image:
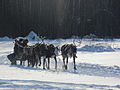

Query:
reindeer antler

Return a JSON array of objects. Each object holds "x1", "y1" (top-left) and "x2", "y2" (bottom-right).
[
  {"x1": 40, "y1": 36, "x2": 46, "y2": 43},
  {"x1": 73, "y1": 36, "x2": 82, "y2": 47}
]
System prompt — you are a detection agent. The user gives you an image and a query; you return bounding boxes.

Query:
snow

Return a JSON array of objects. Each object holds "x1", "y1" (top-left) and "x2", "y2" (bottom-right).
[
  {"x1": 25, "y1": 31, "x2": 40, "y2": 41},
  {"x1": 0, "y1": 33, "x2": 120, "y2": 89},
  {"x1": 0, "y1": 36, "x2": 12, "y2": 41},
  {"x1": 78, "y1": 44, "x2": 115, "y2": 52},
  {"x1": 0, "y1": 65, "x2": 120, "y2": 90}
]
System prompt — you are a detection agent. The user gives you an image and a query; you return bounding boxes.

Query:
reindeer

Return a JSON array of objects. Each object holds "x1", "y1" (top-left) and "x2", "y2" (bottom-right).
[
  {"x1": 23, "y1": 45, "x2": 37, "y2": 67},
  {"x1": 33, "y1": 36, "x2": 59, "y2": 69},
  {"x1": 34, "y1": 43, "x2": 60, "y2": 69},
  {"x1": 61, "y1": 37, "x2": 82, "y2": 70},
  {"x1": 45, "y1": 44, "x2": 60, "y2": 69},
  {"x1": 61, "y1": 44, "x2": 77, "y2": 70},
  {"x1": 34, "y1": 43, "x2": 48, "y2": 68}
]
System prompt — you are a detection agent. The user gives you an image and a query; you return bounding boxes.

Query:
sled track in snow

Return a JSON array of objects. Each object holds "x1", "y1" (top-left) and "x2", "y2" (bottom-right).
[{"x1": 4, "y1": 62, "x2": 120, "y2": 78}]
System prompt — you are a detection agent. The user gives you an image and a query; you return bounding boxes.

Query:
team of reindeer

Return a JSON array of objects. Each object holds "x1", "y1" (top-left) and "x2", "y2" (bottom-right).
[{"x1": 7, "y1": 38, "x2": 77, "y2": 70}]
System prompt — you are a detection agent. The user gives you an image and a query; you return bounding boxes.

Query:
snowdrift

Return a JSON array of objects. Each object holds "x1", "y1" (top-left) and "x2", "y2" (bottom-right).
[
  {"x1": 25, "y1": 31, "x2": 40, "y2": 41},
  {"x1": 17, "y1": 31, "x2": 40, "y2": 41},
  {"x1": 0, "y1": 36, "x2": 12, "y2": 41},
  {"x1": 78, "y1": 44, "x2": 115, "y2": 52}
]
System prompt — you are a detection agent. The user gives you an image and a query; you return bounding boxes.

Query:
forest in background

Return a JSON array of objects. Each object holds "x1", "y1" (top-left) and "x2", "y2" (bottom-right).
[{"x1": 0, "y1": 0, "x2": 120, "y2": 39}]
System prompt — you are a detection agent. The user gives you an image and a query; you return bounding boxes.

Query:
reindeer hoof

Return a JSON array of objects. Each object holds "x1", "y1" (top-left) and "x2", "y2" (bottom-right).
[
  {"x1": 39, "y1": 64, "x2": 41, "y2": 66},
  {"x1": 74, "y1": 67, "x2": 77, "y2": 70},
  {"x1": 65, "y1": 66, "x2": 67, "y2": 70}
]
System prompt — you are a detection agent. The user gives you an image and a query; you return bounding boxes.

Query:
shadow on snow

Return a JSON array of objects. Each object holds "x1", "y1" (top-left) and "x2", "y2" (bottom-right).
[
  {"x1": 0, "y1": 79, "x2": 120, "y2": 89},
  {"x1": 9, "y1": 62, "x2": 120, "y2": 78}
]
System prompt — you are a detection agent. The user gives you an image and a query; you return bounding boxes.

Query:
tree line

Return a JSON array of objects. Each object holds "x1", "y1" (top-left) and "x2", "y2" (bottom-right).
[{"x1": 0, "y1": 0, "x2": 120, "y2": 39}]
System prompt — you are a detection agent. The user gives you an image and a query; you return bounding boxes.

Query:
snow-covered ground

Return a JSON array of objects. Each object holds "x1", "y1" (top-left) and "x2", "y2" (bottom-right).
[{"x1": 0, "y1": 33, "x2": 120, "y2": 89}]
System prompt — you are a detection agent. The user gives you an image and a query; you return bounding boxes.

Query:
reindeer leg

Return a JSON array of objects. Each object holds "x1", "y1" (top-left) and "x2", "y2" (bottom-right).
[
  {"x1": 47, "y1": 58, "x2": 50, "y2": 69},
  {"x1": 46, "y1": 58, "x2": 48, "y2": 69},
  {"x1": 32, "y1": 59, "x2": 35, "y2": 67},
  {"x1": 35, "y1": 56, "x2": 38, "y2": 68},
  {"x1": 63, "y1": 57, "x2": 65, "y2": 70},
  {"x1": 65, "y1": 57, "x2": 68, "y2": 70},
  {"x1": 15, "y1": 60, "x2": 17, "y2": 65},
  {"x1": 35, "y1": 59, "x2": 38, "y2": 68},
  {"x1": 20, "y1": 61, "x2": 22, "y2": 65},
  {"x1": 23, "y1": 61, "x2": 25, "y2": 66},
  {"x1": 28, "y1": 59, "x2": 30, "y2": 67},
  {"x1": 54, "y1": 56, "x2": 57, "y2": 69},
  {"x1": 39, "y1": 57, "x2": 41, "y2": 66},
  {"x1": 73, "y1": 56, "x2": 77, "y2": 70},
  {"x1": 43, "y1": 58, "x2": 46, "y2": 69}
]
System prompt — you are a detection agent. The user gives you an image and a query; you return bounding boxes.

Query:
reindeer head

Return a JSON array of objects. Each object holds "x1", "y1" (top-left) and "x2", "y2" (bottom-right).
[{"x1": 15, "y1": 38, "x2": 28, "y2": 47}]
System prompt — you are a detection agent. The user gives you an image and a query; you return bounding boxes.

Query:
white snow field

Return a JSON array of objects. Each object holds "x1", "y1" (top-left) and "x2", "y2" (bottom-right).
[{"x1": 0, "y1": 33, "x2": 120, "y2": 90}]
